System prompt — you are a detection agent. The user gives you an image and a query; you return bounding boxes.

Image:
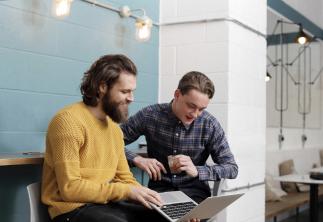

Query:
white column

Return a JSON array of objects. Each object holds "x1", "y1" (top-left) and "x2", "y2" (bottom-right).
[{"x1": 159, "y1": 1, "x2": 267, "y2": 222}]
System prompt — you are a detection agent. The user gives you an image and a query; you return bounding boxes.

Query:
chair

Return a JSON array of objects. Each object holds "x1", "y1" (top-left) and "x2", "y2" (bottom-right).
[
  {"x1": 209, "y1": 179, "x2": 225, "y2": 196},
  {"x1": 27, "y1": 182, "x2": 51, "y2": 222},
  {"x1": 206, "y1": 179, "x2": 225, "y2": 222}
]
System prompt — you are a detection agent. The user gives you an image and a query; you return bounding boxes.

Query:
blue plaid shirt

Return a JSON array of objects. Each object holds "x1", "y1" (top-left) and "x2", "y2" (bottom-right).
[{"x1": 121, "y1": 102, "x2": 238, "y2": 187}]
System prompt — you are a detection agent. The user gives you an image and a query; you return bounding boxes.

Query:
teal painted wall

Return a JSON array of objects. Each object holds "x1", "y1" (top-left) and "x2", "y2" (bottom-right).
[{"x1": 0, "y1": 0, "x2": 159, "y2": 221}]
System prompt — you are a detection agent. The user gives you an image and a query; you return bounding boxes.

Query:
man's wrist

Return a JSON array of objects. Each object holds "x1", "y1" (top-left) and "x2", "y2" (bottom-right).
[
  {"x1": 133, "y1": 155, "x2": 143, "y2": 166},
  {"x1": 125, "y1": 148, "x2": 139, "y2": 167},
  {"x1": 193, "y1": 167, "x2": 199, "y2": 177},
  {"x1": 196, "y1": 166, "x2": 210, "y2": 180}
]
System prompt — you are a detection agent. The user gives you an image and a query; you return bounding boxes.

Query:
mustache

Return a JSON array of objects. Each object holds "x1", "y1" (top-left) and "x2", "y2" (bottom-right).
[
  {"x1": 101, "y1": 93, "x2": 129, "y2": 123},
  {"x1": 119, "y1": 101, "x2": 131, "y2": 105}
]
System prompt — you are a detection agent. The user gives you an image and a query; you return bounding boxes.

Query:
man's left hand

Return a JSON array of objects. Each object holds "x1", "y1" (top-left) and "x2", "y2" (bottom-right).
[
  {"x1": 188, "y1": 219, "x2": 200, "y2": 222},
  {"x1": 173, "y1": 155, "x2": 198, "y2": 177}
]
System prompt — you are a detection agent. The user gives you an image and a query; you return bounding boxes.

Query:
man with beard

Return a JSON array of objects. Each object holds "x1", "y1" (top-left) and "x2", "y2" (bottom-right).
[
  {"x1": 122, "y1": 71, "x2": 238, "y2": 204},
  {"x1": 41, "y1": 54, "x2": 170, "y2": 222}
]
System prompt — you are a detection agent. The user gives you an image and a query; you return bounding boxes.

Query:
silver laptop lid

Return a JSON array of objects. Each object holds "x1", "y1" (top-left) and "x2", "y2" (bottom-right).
[
  {"x1": 179, "y1": 193, "x2": 243, "y2": 222},
  {"x1": 151, "y1": 191, "x2": 243, "y2": 222}
]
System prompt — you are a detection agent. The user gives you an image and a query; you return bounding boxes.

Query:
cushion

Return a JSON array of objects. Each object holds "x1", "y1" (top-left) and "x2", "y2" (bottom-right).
[
  {"x1": 279, "y1": 159, "x2": 298, "y2": 193},
  {"x1": 297, "y1": 183, "x2": 310, "y2": 192},
  {"x1": 265, "y1": 174, "x2": 287, "y2": 202},
  {"x1": 279, "y1": 159, "x2": 310, "y2": 193}
]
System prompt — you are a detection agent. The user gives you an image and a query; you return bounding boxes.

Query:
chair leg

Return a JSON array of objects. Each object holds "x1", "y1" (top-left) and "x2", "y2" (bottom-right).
[
  {"x1": 296, "y1": 207, "x2": 299, "y2": 222},
  {"x1": 274, "y1": 216, "x2": 277, "y2": 222}
]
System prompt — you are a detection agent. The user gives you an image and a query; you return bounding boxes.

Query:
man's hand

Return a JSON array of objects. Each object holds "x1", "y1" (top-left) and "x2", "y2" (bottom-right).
[
  {"x1": 188, "y1": 219, "x2": 200, "y2": 222},
  {"x1": 128, "y1": 186, "x2": 163, "y2": 209},
  {"x1": 133, "y1": 156, "x2": 167, "y2": 181},
  {"x1": 173, "y1": 155, "x2": 198, "y2": 177}
]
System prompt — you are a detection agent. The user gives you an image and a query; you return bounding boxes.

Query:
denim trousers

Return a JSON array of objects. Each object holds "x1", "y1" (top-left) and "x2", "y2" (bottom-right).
[{"x1": 52, "y1": 201, "x2": 168, "y2": 222}]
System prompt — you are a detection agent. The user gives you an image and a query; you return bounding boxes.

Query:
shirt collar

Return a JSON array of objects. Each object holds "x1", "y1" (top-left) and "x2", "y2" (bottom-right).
[{"x1": 164, "y1": 100, "x2": 192, "y2": 130}]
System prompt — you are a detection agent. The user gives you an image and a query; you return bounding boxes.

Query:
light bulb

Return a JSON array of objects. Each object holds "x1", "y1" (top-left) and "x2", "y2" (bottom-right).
[
  {"x1": 297, "y1": 36, "x2": 307, "y2": 45},
  {"x1": 295, "y1": 27, "x2": 310, "y2": 45},
  {"x1": 135, "y1": 16, "x2": 152, "y2": 42},
  {"x1": 53, "y1": 0, "x2": 73, "y2": 18},
  {"x1": 265, "y1": 72, "x2": 272, "y2": 82}
]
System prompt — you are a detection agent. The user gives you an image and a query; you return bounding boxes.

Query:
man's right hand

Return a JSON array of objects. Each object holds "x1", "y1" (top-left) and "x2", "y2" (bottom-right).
[
  {"x1": 128, "y1": 186, "x2": 163, "y2": 209},
  {"x1": 133, "y1": 156, "x2": 167, "y2": 181}
]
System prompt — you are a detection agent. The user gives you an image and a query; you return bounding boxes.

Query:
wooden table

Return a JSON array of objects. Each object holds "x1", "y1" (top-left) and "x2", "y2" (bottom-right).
[
  {"x1": 0, "y1": 152, "x2": 44, "y2": 166},
  {"x1": 0, "y1": 148, "x2": 147, "y2": 166},
  {"x1": 0, "y1": 148, "x2": 147, "y2": 184}
]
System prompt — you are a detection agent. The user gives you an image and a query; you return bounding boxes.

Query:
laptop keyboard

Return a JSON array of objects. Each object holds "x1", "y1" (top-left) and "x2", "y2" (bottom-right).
[{"x1": 160, "y1": 201, "x2": 196, "y2": 219}]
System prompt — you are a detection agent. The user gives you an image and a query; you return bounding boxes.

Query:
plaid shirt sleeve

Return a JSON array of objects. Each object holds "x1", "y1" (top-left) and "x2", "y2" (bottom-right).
[
  {"x1": 124, "y1": 148, "x2": 138, "y2": 167},
  {"x1": 196, "y1": 121, "x2": 238, "y2": 181},
  {"x1": 120, "y1": 109, "x2": 147, "y2": 167}
]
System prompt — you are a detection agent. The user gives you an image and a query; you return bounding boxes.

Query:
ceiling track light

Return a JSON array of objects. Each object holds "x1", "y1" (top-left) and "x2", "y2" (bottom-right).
[
  {"x1": 295, "y1": 25, "x2": 311, "y2": 45},
  {"x1": 52, "y1": 1, "x2": 153, "y2": 42},
  {"x1": 119, "y1": 6, "x2": 153, "y2": 42},
  {"x1": 275, "y1": 20, "x2": 313, "y2": 45}
]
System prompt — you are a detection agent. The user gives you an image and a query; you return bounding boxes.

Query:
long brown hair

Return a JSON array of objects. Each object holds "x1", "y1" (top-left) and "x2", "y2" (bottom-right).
[{"x1": 80, "y1": 54, "x2": 137, "y2": 106}]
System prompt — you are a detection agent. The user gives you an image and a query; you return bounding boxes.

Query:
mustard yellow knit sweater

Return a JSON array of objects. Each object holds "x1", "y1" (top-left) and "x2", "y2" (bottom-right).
[{"x1": 41, "y1": 102, "x2": 140, "y2": 219}]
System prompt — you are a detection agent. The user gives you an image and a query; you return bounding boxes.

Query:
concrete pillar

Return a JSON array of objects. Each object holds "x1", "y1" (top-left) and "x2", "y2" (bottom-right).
[{"x1": 159, "y1": 1, "x2": 267, "y2": 221}]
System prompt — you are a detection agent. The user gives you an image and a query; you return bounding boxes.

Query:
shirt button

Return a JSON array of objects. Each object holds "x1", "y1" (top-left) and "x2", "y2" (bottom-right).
[
  {"x1": 173, "y1": 175, "x2": 177, "y2": 178},
  {"x1": 174, "y1": 150, "x2": 177, "y2": 154},
  {"x1": 175, "y1": 133, "x2": 179, "y2": 136}
]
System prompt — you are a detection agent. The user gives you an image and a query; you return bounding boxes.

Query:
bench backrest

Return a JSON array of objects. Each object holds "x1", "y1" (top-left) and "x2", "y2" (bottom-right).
[{"x1": 266, "y1": 148, "x2": 322, "y2": 176}]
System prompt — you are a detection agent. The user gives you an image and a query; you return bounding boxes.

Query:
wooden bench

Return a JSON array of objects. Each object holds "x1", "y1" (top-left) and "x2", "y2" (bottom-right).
[
  {"x1": 265, "y1": 149, "x2": 323, "y2": 221},
  {"x1": 265, "y1": 188, "x2": 323, "y2": 221}
]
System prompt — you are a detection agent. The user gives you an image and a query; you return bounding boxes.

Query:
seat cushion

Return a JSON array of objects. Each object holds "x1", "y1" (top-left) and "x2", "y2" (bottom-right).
[
  {"x1": 265, "y1": 174, "x2": 287, "y2": 202},
  {"x1": 279, "y1": 159, "x2": 298, "y2": 193}
]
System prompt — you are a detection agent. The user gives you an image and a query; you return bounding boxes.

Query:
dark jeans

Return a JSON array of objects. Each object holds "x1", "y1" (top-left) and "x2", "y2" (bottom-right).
[{"x1": 53, "y1": 201, "x2": 168, "y2": 222}]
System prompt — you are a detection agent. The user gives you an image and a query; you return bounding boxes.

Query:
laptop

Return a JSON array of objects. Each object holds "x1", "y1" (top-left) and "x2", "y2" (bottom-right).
[{"x1": 150, "y1": 191, "x2": 243, "y2": 222}]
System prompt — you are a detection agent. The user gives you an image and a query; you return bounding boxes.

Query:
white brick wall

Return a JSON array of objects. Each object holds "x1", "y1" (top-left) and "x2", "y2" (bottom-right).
[
  {"x1": 216, "y1": 186, "x2": 265, "y2": 222},
  {"x1": 229, "y1": 0, "x2": 267, "y2": 34},
  {"x1": 160, "y1": 0, "x2": 228, "y2": 23},
  {"x1": 159, "y1": 1, "x2": 266, "y2": 221}
]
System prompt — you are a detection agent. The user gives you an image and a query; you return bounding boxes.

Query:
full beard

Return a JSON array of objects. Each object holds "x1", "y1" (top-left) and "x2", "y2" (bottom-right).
[{"x1": 102, "y1": 93, "x2": 129, "y2": 123}]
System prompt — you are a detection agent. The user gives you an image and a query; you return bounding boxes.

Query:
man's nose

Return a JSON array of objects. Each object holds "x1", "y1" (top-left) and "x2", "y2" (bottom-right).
[
  {"x1": 127, "y1": 92, "x2": 134, "y2": 103},
  {"x1": 192, "y1": 109, "x2": 199, "y2": 118}
]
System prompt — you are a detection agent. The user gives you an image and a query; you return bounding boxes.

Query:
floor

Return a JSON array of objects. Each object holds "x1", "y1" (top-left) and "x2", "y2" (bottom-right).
[{"x1": 281, "y1": 201, "x2": 323, "y2": 222}]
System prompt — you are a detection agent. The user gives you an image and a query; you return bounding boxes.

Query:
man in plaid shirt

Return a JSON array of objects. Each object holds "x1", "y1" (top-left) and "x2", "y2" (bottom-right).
[{"x1": 121, "y1": 71, "x2": 238, "y2": 203}]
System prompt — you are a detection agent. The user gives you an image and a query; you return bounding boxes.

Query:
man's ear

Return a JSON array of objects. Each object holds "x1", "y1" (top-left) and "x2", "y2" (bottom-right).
[
  {"x1": 99, "y1": 83, "x2": 108, "y2": 95},
  {"x1": 174, "y1": 89, "x2": 180, "y2": 99},
  {"x1": 99, "y1": 82, "x2": 108, "y2": 97}
]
